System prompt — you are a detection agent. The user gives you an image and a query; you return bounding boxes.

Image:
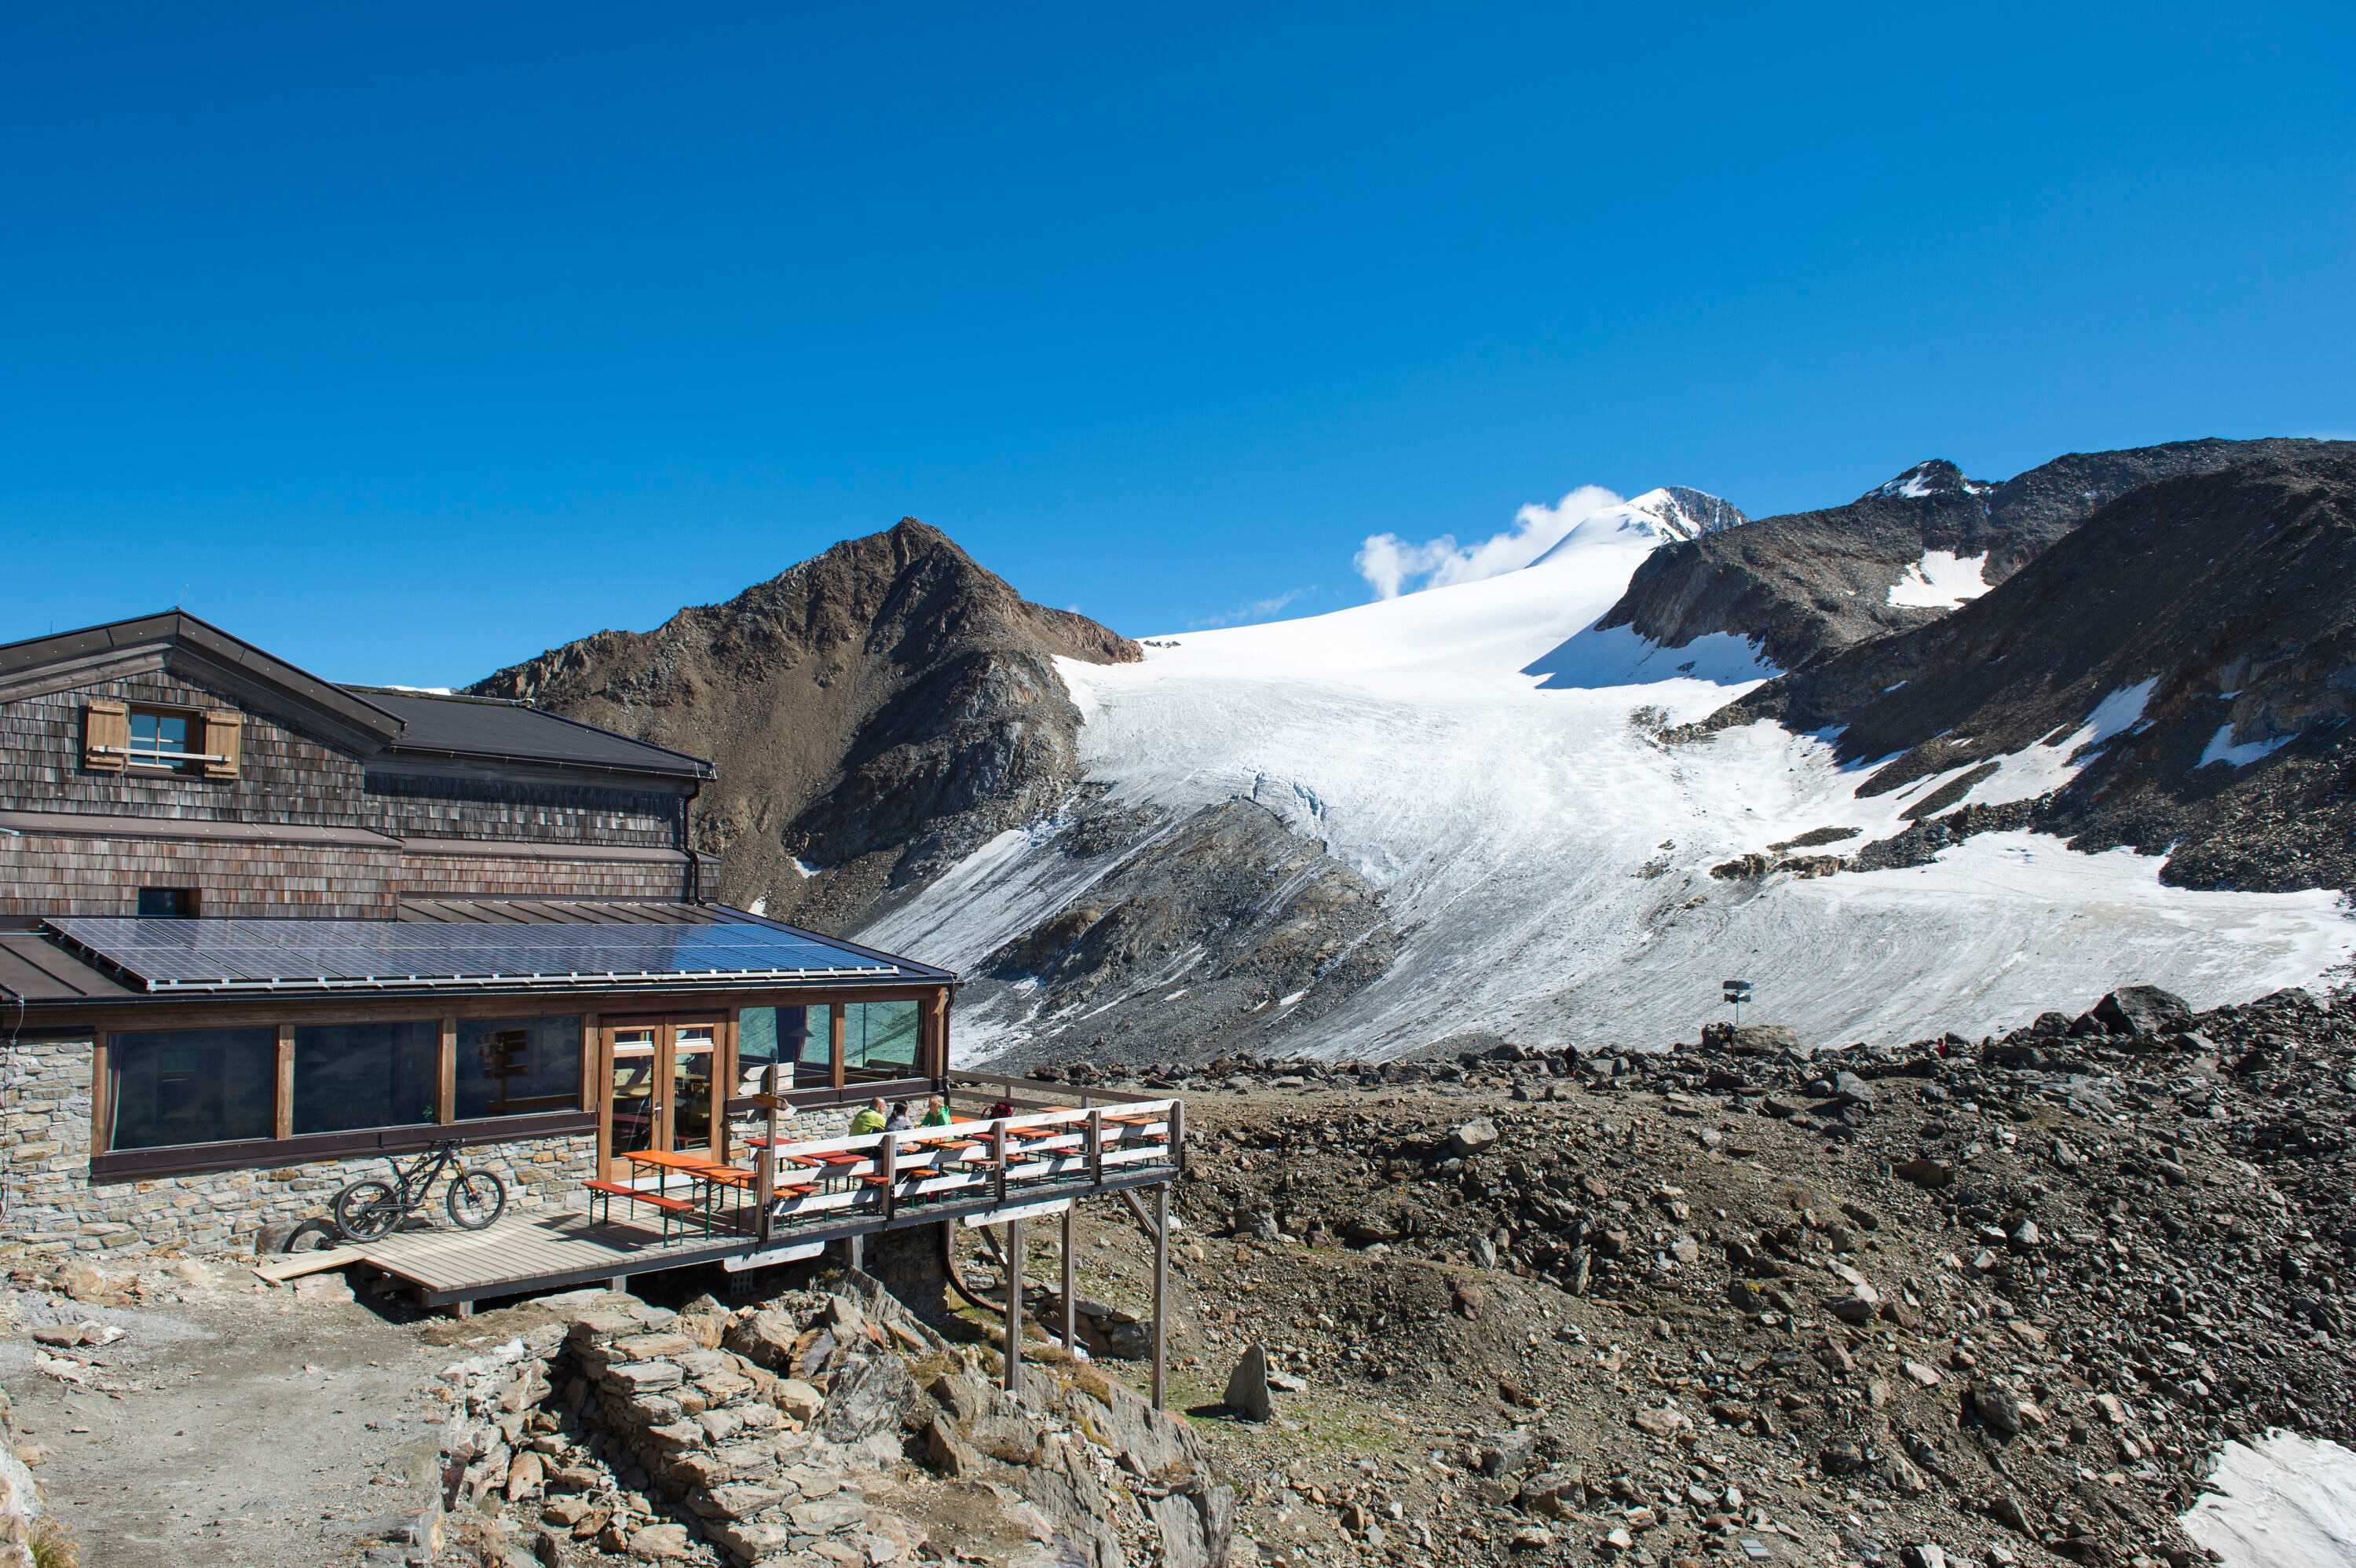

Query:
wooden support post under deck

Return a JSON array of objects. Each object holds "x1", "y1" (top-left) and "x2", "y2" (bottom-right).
[
  {"x1": 1151, "y1": 1181, "x2": 1170, "y2": 1413},
  {"x1": 1059, "y1": 1201, "x2": 1076, "y2": 1353},
  {"x1": 1005, "y1": 1215, "x2": 1025, "y2": 1399}
]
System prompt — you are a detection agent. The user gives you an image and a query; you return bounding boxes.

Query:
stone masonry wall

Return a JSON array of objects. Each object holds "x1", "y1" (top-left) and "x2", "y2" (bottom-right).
[{"x1": 0, "y1": 1039, "x2": 596, "y2": 1259}]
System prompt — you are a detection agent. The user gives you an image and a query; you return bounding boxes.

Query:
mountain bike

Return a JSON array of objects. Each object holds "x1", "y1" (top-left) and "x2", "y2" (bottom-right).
[{"x1": 331, "y1": 1140, "x2": 508, "y2": 1241}]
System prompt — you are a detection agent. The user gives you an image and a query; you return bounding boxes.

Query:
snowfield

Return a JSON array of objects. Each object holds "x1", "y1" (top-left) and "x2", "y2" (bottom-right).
[{"x1": 862, "y1": 495, "x2": 2356, "y2": 1062}]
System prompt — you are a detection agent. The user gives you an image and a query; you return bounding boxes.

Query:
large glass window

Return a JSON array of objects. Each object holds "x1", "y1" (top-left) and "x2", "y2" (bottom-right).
[
  {"x1": 799, "y1": 1004, "x2": 834, "y2": 1067},
  {"x1": 455, "y1": 1015, "x2": 582, "y2": 1120},
  {"x1": 291, "y1": 1022, "x2": 439, "y2": 1136},
  {"x1": 737, "y1": 1006, "x2": 809, "y2": 1096},
  {"x1": 111, "y1": 1028, "x2": 276, "y2": 1150},
  {"x1": 844, "y1": 1000, "x2": 920, "y2": 1073}
]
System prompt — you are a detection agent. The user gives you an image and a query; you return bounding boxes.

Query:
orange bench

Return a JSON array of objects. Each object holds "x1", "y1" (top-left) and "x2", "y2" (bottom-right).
[{"x1": 585, "y1": 1179, "x2": 707, "y2": 1242}]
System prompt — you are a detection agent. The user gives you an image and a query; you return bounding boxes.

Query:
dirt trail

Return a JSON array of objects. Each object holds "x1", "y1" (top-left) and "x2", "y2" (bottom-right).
[{"x1": 1, "y1": 1266, "x2": 551, "y2": 1566}]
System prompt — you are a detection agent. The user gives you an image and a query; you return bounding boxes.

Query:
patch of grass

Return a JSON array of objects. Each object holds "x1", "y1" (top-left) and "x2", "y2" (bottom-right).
[{"x1": 29, "y1": 1517, "x2": 80, "y2": 1568}]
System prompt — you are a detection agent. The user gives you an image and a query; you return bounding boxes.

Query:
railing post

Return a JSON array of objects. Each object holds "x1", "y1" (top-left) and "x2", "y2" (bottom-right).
[
  {"x1": 1170, "y1": 1098, "x2": 1185, "y2": 1175},
  {"x1": 758, "y1": 1065, "x2": 779, "y2": 1245},
  {"x1": 992, "y1": 1118, "x2": 1008, "y2": 1204},
  {"x1": 1087, "y1": 1107, "x2": 1103, "y2": 1186},
  {"x1": 881, "y1": 1131, "x2": 898, "y2": 1221}
]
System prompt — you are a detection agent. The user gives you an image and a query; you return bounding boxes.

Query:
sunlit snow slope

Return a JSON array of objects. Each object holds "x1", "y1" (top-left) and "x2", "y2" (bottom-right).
[{"x1": 863, "y1": 495, "x2": 2355, "y2": 1062}]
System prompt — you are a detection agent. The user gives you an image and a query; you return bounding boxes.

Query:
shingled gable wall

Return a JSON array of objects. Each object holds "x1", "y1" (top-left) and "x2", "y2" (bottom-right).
[{"x1": 0, "y1": 653, "x2": 701, "y2": 916}]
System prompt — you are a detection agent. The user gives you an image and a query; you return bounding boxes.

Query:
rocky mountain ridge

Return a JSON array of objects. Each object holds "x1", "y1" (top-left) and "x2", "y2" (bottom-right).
[
  {"x1": 1596, "y1": 440, "x2": 2332, "y2": 671},
  {"x1": 1682, "y1": 445, "x2": 2356, "y2": 893},
  {"x1": 468, "y1": 518, "x2": 1139, "y2": 927}
]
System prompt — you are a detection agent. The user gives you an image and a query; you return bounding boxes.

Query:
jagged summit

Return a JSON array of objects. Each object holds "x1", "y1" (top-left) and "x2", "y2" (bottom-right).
[
  {"x1": 1527, "y1": 486, "x2": 1747, "y2": 565},
  {"x1": 469, "y1": 516, "x2": 1139, "y2": 926},
  {"x1": 1869, "y1": 459, "x2": 1996, "y2": 501}
]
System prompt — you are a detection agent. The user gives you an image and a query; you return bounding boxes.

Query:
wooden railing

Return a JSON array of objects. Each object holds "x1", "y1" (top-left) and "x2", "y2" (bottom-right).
[{"x1": 727, "y1": 1095, "x2": 1184, "y2": 1246}]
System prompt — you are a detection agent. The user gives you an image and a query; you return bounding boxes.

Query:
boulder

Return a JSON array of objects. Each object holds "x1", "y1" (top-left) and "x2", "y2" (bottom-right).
[
  {"x1": 1447, "y1": 1120, "x2": 1500, "y2": 1157},
  {"x1": 2091, "y1": 985, "x2": 2191, "y2": 1037},
  {"x1": 1519, "y1": 1466, "x2": 1586, "y2": 1519},
  {"x1": 1223, "y1": 1344, "x2": 1273, "y2": 1421},
  {"x1": 816, "y1": 1353, "x2": 923, "y2": 1443},
  {"x1": 1893, "y1": 1158, "x2": 1953, "y2": 1190},
  {"x1": 920, "y1": 1413, "x2": 986, "y2": 1478}
]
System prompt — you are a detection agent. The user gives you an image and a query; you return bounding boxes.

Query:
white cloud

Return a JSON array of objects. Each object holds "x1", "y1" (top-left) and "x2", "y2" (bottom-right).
[
  {"x1": 1188, "y1": 586, "x2": 1315, "y2": 630},
  {"x1": 1354, "y1": 484, "x2": 1623, "y2": 599}
]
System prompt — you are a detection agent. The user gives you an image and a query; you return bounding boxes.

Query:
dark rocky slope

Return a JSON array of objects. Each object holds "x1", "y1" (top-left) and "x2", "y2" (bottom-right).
[
  {"x1": 469, "y1": 518, "x2": 1140, "y2": 926},
  {"x1": 1599, "y1": 440, "x2": 2329, "y2": 671},
  {"x1": 960, "y1": 795, "x2": 1401, "y2": 1069},
  {"x1": 1685, "y1": 445, "x2": 2356, "y2": 890}
]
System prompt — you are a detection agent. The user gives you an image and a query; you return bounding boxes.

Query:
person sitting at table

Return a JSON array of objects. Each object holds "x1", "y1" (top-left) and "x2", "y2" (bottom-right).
[
  {"x1": 919, "y1": 1095, "x2": 951, "y2": 1128},
  {"x1": 848, "y1": 1097, "x2": 887, "y2": 1136},
  {"x1": 884, "y1": 1100, "x2": 914, "y2": 1132}
]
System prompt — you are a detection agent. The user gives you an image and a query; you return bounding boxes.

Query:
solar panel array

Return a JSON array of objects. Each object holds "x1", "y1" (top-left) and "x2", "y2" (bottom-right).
[{"x1": 47, "y1": 916, "x2": 905, "y2": 993}]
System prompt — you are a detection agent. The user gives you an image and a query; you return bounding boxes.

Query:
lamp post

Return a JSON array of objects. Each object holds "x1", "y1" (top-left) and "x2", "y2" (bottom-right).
[{"x1": 1722, "y1": 979, "x2": 1752, "y2": 1032}]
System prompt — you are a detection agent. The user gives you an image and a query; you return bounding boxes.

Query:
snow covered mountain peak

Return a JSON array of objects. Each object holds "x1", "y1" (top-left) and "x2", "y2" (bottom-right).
[
  {"x1": 1871, "y1": 459, "x2": 1996, "y2": 501},
  {"x1": 1528, "y1": 485, "x2": 1747, "y2": 564}
]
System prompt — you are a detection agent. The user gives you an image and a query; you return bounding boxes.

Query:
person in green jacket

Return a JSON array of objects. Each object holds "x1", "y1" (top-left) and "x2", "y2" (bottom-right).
[
  {"x1": 919, "y1": 1095, "x2": 952, "y2": 1127},
  {"x1": 847, "y1": 1096, "x2": 887, "y2": 1136}
]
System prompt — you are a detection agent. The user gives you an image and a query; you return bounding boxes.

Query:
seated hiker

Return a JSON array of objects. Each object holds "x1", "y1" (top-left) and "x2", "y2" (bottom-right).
[
  {"x1": 848, "y1": 1097, "x2": 887, "y2": 1136},
  {"x1": 919, "y1": 1095, "x2": 952, "y2": 1128},
  {"x1": 884, "y1": 1100, "x2": 915, "y2": 1132}
]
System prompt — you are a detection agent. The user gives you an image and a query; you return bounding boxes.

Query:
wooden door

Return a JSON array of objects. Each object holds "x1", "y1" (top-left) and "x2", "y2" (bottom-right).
[{"x1": 602, "y1": 1016, "x2": 723, "y2": 1180}]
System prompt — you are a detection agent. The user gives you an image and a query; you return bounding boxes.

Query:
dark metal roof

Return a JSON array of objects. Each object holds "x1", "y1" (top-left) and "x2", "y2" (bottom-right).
[
  {"x1": 349, "y1": 689, "x2": 714, "y2": 780},
  {"x1": 0, "y1": 931, "x2": 140, "y2": 1003},
  {"x1": 40, "y1": 908, "x2": 947, "y2": 997}
]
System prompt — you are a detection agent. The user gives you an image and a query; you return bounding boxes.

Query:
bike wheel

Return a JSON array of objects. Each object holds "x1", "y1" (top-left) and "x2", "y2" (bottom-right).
[
  {"x1": 446, "y1": 1168, "x2": 507, "y2": 1231},
  {"x1": 332, "y1": 1179, "x2": 404, "y2": 1241}
]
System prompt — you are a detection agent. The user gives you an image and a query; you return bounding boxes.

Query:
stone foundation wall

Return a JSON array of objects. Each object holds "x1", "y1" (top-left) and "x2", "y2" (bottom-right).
[{"x1": 0, "y1": 1039, "x2": 595, "y2": 1259}]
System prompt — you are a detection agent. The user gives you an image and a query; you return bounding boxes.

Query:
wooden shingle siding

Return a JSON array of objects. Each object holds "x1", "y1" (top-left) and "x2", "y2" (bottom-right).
[
  {"x1": 4, "y1": 674, "x2": 369, "y2": 827},
  {"x1": 360, "y1": 771, "x2": 682, "y2": 848},
  {"x1": 397, "y1": 852, "x2": 688, "y2": 902},
  {"x1": 5, "y1": 649, "x2": 712, "y2": 916},
  {"x1": 0, "y1": 831, "x2": 401, "y2": 917}
]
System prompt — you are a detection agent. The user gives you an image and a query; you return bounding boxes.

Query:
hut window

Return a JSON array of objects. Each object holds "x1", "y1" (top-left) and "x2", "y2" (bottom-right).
[
  {"x1": 736, "y1": 1006, "x2": 810, "y2": 1095},
  {"x1": 455, "y1": 1015, "x2": 583, "y2": 1119},
  {"x1": 291, "y1": 1021, "x2": 440, "y2": 1136},
  {"x1": 843, "y1": 1000, "x2": 920, "y2": 1074},
  {"x1": 110, "y1": 1027, "x2": 276, "y2": 1150}
]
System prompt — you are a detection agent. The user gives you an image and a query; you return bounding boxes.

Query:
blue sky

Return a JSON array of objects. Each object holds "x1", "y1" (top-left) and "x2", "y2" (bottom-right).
[{"x1": 2, "y1": 4, "x2": 2351, "y2": 684}]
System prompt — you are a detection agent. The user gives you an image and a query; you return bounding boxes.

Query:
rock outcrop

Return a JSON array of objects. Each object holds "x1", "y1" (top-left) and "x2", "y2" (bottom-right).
[
  {"x1": 1682, "y1": 445, "x2": 2356, "y2": 891},
  {"x1": 469, "y1": 518, "x2": 1139, "y2": 928},
  {"x1": 1597, "y1": 440, "x2": 2333, "y2": 671},
  {"x1": 432, "y1": 1275, "x2": 1230, "y2": 1568}
]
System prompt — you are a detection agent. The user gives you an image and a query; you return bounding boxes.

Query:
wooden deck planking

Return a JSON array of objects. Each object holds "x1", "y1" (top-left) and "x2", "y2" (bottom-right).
[
  {"x1": 353, "y1": 1210, "x2": 744, "y2": 1294},
  {"x1": 332, "y1": 1147, "x2": 1182, "y2": 1304}
]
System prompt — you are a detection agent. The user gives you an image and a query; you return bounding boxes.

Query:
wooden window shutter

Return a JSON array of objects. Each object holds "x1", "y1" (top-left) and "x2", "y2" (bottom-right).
[
  {"x1": 201, "y1": 709, "x2": 243, "y2": 779},
  {"x1": 83, "y1": 700, "x2": 128, "y2": 771}
]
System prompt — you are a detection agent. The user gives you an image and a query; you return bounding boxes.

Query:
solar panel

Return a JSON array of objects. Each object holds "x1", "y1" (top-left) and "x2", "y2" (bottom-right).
[{"x1": 46, "y1": 915, "x2": 908, "y2": 993}]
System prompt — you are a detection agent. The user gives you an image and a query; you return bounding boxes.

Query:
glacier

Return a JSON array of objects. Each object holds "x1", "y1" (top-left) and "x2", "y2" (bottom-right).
[{"x1": 858, "y1": 492, "x2": 2356, "y2": 1064}]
